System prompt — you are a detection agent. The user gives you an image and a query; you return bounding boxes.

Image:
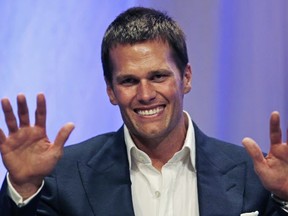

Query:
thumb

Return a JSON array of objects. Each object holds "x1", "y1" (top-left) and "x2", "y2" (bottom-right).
[
  {"x1": 54, "y1": 122, "x2": 75, "y2": 149},
  {"x1": 242, "y1": 137, "x2": 265, "y2": 165}
]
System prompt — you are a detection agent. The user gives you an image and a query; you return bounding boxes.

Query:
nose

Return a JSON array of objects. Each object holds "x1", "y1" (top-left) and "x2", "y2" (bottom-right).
[{"x1": 136, "y1": 81, "x2": 156, "y2": 103}]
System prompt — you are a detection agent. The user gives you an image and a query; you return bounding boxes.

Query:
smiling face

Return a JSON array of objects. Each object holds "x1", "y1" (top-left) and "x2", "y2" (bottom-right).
[{"x1": 106, "y1": 40, "x2": 192, "y2": 146}]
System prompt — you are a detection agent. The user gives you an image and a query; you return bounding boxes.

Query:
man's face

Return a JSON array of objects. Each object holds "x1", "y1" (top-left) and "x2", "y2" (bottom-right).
[{"x1": 106, "y1": 40, "x2": 192, "y2": 144}]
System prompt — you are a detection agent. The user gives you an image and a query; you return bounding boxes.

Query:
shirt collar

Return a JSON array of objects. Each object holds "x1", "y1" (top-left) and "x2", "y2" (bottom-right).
[{"x1": 124, "y1": 111, "x2": 196, "y2": 171}]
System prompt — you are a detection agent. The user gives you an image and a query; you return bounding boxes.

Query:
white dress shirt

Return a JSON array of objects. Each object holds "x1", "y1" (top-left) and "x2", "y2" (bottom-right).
[{"x1": 124, "y1": 111, "x2": 199, "y2": 216}]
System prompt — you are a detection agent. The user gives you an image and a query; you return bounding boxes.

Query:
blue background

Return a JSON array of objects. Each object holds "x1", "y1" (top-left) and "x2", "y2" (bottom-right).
[{"x1": 0, "y1": 0, "x2": 287, "y2": 182}]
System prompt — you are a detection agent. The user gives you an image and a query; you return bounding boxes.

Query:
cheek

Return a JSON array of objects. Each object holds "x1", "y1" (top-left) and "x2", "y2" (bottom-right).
[
  {"x1": 159, "y1": 81, "x2": 183, "y2": 98},
  {"x1": 114, "y1": 88, "x2": 135, "y2": 107}
]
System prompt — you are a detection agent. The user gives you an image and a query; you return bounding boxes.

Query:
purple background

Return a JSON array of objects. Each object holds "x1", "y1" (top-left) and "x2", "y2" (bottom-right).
[{"x1": 0, "y1": 0, "x2": 287, "y2": 182}]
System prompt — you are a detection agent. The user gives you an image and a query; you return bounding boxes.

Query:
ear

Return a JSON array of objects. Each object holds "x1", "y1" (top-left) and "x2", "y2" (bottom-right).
[
  {"x1": 105, "y1": 79, "x2": 118, "y2": 105},
  {"x1": 183, "y1": 64, "x2": 192, "y2": 94}
]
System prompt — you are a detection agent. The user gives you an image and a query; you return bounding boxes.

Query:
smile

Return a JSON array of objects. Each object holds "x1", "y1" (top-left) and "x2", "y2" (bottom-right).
[{"x1": 135, "y1": 106, "x2": 164, "y2": 116}]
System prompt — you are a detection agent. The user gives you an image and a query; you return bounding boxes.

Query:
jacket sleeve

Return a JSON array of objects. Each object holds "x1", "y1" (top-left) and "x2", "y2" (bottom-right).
[
  {"x1": 0, "y1": 177, "x2": 40, "y2": 216},
  {"x1": 0, "y1": 176, "x2": 62, "y2": 216}
]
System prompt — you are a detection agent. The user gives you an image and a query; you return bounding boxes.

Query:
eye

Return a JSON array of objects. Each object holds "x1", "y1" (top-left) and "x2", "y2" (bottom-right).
[
  {"x1": 120, "y1": 78, "x2": 138, "y2": 86},
  {"x1": 151, "y1": 73, "x2": 169, "y2": 82}
]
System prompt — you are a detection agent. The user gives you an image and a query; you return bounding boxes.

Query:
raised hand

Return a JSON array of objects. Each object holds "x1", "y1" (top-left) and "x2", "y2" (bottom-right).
[
  {"x1": 0, "y1": 93, "x2": 74, "y2": 199},
  {"x1": 242, "y1": 111, "x2": 288, "y2": 200}
]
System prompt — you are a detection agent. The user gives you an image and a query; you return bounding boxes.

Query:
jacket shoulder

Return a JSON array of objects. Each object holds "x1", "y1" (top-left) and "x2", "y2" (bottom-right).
[{"x1": 61, "y1": 131, "x2": 120, "y2": 164}]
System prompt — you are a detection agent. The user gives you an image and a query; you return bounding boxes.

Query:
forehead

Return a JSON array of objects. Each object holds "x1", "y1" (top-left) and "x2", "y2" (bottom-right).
[{"x1": 109, "y1": 40, "x2": 177, "y2": 74}]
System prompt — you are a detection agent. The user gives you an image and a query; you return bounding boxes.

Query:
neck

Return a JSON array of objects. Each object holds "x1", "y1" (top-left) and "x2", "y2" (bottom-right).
[{"x1": 131, "y1": 113, "x2": 189, "y2": 171}]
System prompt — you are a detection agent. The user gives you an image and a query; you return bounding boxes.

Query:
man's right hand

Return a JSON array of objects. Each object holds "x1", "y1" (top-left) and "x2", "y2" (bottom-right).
[{"x1": 0, "y1": 93, "x2": 74, "y2": 199}]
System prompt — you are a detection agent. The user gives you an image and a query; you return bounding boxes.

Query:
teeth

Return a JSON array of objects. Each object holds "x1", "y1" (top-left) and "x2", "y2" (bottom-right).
[{"x1": 137, "y1": 107, "x2": 163, "y2": 116}]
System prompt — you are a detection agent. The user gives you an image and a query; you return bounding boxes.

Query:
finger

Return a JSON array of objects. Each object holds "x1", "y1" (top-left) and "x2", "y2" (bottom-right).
[
  {"x1": 54, "y1": 123, "x2": 75, "y2": 150},
  {"x1": 242, "y1": 137, "x2": 265, "y2": 165},
  {"x1": 286, "y1": 119, "x2": 288, "y2": 144},
  {"x1": 0, "y1": 128, "x2": 6, "y2": 145},
  {"x1": 1, "y1": 98, "x2": 18, "y2": 133},
  {"x1": 17, "y1": 94, "x2": 30, "y2": 127},
  {"x1": 270, "y1": 111, "x2": 282, "y2": 145},
  {"x1": 35, "y1": 93, "x2": 46, "y2": 128}
]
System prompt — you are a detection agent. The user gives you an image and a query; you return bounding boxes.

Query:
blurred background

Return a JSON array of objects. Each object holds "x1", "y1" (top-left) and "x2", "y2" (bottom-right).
[{"x1": 0, "y1": 0, "x2": 287, "y2": 182}]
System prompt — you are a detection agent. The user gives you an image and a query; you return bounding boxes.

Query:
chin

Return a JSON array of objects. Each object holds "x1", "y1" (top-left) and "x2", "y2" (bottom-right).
[{"x1": 137, "y1": 127, "x2": 167, "y2": 139}]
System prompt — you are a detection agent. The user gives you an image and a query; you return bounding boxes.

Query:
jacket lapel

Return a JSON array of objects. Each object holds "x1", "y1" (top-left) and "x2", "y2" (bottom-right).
[
  {"x1": 195, "y1": 125, "x2": 247, "y2": 216},
  {"x1": 77, "y1": 127, "x2": 135, "y2": 216}
]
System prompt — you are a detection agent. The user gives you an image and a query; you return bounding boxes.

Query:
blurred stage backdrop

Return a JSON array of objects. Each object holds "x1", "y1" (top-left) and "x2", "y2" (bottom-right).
[{"x1": 0, "y1": 1, "x2": 287, "y2": 181}]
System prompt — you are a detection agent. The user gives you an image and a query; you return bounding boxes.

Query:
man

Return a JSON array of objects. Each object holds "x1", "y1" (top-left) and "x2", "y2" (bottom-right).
[{"x1": 0, "y1": 6, "x2": 287, "y2": 216}]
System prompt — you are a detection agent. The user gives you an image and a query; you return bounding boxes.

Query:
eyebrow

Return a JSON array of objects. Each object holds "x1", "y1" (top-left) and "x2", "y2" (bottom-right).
[
  {"x1": 115, "y1": 69, "x2": 173, "y2": 81},
  {"x1": 115, "y1": 74, "x2": 137, "y2": 83},
  {"x1": 149, "y1": 69, "x2": 173, "y2": 76}
]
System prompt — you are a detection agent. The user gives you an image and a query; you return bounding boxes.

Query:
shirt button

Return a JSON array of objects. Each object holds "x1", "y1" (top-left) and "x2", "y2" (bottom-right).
[
  {"x1": 18, "y1": 203, "x2": 25, "y2": 207},
  {"x1": 155, "y1": 191, "x2": 161, "y2": 198}
]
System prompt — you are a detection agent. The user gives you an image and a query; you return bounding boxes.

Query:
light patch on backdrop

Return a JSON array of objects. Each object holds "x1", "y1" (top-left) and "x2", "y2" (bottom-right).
[{"x1": 0, "y1": 1, "x2": 136, "y2": 181}]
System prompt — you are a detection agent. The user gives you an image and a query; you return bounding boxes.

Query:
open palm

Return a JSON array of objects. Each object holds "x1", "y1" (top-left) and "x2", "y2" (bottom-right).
[
  {"x1": 0, "y1": 94, "x2": 74, "y2": 198},
  {"x1": 243, "y1": 111, "x2": 288, "y2": 200}
]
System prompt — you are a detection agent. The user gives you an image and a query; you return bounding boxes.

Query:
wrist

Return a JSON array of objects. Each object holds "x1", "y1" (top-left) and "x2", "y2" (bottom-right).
[
  {"x1": 271, "y1": 194, "x2": 288, "y2": 211},
  {"x1": 8, "y1": 174, "x2": 43, "y2": 200}
]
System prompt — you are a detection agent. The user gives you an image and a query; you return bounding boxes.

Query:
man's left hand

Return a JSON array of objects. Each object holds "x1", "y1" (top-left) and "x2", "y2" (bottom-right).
[{"x1": 243, "y1": 111, "x2": 288, "y2": 200}]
